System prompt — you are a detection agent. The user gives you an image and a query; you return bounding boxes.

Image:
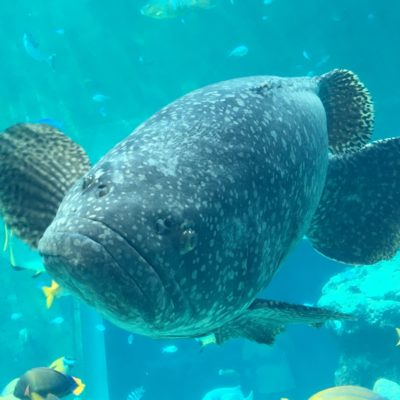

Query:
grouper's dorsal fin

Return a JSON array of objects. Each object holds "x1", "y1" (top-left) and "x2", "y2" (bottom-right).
[
  {"x1": 307, "y1": 137, "x2": 400, "y2": 265},
  {"x1": 0, "y1": 123, "x2": 90, "y2": 248},
  {"x1": 318, "y1": 69, "x2": 374, "y2": 154}
]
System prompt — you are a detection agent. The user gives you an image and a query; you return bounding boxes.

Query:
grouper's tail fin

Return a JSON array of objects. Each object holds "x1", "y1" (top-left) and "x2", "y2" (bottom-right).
[
  {"x1": 206, "y1": 299, "x2": 352, "y2": 345},
  {"x1": 307, "y1": 137, "x2": 400, "y2": 265},
  {"x1": 317, "y1": 69, "x2": 374, "y2": 154},
  {"x1": 0, "y1": 123, "x2": 90, "y2": 248}
]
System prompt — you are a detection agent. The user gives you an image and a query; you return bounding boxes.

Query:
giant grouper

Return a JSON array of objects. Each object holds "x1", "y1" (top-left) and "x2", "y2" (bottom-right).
[{"x1": 0, "y1": 69, "x2": 399, "y2": 345}]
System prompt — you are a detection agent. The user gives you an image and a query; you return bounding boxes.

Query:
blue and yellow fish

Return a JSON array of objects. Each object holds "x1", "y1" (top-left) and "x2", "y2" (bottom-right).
[{"x1": 140, "y1": 0, "x2": 216, "y2": 19}]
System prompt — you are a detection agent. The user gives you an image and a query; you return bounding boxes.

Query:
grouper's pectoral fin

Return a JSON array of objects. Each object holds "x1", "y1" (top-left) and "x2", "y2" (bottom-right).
[
  {"x1": 307, "y1": 137, "x2": 400, "y2": 265},
  {"x1": 206, "y1": 299, "x2": 352, "y2": 345},
  {"x1": 0, "y1": 123, "x2": 90, "y2": 248}
]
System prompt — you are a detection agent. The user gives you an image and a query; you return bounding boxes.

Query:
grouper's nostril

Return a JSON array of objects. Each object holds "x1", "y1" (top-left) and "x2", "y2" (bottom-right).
[
  {"x1": 81, "y1": 174, "x2": 95, "y2": 190},
  {"x1": 155, "y1": 216, "x2": 175, "y2": 235},
  {"x1": 97, "y1": 183, "x2": 109, "y2": 198}
]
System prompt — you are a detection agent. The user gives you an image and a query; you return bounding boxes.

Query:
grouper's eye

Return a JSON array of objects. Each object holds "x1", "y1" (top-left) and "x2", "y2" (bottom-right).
[{"x1": 180, "y1": 225, "x2": 198, "y2": 255}]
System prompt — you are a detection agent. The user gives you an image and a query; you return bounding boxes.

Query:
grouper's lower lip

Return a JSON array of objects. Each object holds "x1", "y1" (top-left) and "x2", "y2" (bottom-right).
[
  {"x1": 38, "y1": 217, "x2": 175, "y2": 323},
  {"x1": 38, "y1": 224, "x2": 151, "y2": 294},
  {"x1": 39, "y1": 231, "x2": 119, "y2": 293}
]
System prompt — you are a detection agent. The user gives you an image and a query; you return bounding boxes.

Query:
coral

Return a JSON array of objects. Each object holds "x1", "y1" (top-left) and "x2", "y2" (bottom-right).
[
  {"x1": 318, "y1": 254, "x2": 400, "y2": 331},
  {"x1": 317, "y1": 253, "x2": 400, "y2": 386},
  {"x1": 373, "y1": 378, "x2": 400, "y2": 400}
]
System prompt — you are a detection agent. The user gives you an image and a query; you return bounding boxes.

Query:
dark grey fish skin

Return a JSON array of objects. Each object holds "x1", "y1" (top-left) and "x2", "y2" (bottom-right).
[{"x1": 39, "y1": 76, "x2": 330, "y2": 338}]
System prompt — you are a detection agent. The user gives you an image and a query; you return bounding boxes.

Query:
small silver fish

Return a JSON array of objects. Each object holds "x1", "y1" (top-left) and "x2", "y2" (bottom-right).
[
  {"x1": 92, "y1": 93, "x2": 110, "y2": 102},
  {"x1": 10, "y1": 312, "x2": 23, "y2": 321},
  {"x1": 161, "y1": 345, "x2": 178, "y2": 353},
  {"x1": 22, "y1": 33, "x2": 55, "y2": 68},
  {"x1": 95, "y1": 323, "x2": 106, "y2": 332},
  {"x1": 50, "y1": 316, "x2": 64, "y2": 325},
  {"x1": 127, "y1": 386, "x2": 145, "y2": 400},
  {"x1": 218, "y1": 368, "x2": 239, "y2": 377},
  {"x1": 228, "y1": 45, "x2": 248, "y2": 57},
  {"x1": 302, "y1": 50, "x2": 311, "y2": 60},
  {"x1": 18, "y1": 328, "x2": 29, "y2": 345}
]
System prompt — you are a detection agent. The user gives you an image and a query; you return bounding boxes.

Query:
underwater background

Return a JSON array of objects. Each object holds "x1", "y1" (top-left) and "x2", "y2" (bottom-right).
[{"x1": 0, "y1": 0, "x2": 399, "y2": 399}]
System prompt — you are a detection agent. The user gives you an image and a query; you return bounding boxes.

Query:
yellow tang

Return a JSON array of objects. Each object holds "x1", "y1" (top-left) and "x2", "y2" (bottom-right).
[
  {"x1": 309, "y1": 385, "x2": 385, "y2": 399},
  {"x1": 42, "y1": 280, "x2": 68, "y2": 308}
]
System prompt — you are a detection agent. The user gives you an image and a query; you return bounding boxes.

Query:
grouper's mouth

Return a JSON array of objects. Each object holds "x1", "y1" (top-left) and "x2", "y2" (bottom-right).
[{"x1": 38, "y1": 217, "x2": 176, "y2": 325}]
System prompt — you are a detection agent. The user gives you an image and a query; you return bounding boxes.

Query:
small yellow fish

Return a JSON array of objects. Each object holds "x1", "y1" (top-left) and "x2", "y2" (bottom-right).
[
  {"x1": 2, "y1": 224, "x2": 44, "y2": 277},
  {"x1": 308, "y1": 385, "x2": 384, "y2": 400},
  {"x1": 42, "y1": 280, "x2": 64, "y2": 308},
  {"x1": 140, "y1": 0, "x2": 216, "y2": 20},
  {"x1": 72, "y1": 376, "x2": 85, "y2": 395},
  {"x1": 49, "y1": 356, "x2": 76, "y2": 374}
]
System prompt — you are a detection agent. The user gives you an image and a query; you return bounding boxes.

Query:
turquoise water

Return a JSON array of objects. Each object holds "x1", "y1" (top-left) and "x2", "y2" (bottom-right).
[{"x1": 0, "y1": 0, "x2": 399, "y2": 399}]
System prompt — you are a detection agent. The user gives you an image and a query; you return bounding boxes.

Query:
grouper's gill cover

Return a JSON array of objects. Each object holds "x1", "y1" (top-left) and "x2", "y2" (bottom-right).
[{"x1": 40, "y1": 76, "x2": 329, "y2": 336}]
